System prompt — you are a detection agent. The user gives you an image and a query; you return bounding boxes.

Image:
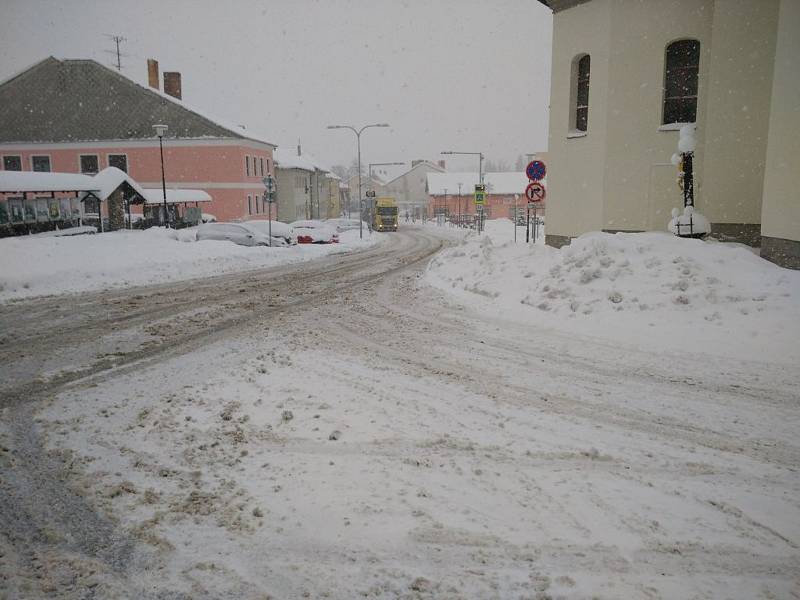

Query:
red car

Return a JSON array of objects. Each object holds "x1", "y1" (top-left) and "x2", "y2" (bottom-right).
[{"x1": 290, "y1": 220, "x2": 339, "y2": 244}]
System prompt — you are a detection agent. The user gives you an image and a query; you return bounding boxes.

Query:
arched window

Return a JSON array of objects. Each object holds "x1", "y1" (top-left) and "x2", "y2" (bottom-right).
[
  {"x1": 575, "y1": 54, "x2": 590, "y2": 132},
  {"x1": 663, "y1": 39, "x2": 700, "y2": 125}
]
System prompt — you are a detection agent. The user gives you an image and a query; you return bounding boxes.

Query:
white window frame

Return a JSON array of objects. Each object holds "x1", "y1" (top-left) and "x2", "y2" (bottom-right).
[
  {"x1": 247, "y1": 194, "x2": 252, "y2": 215},
  {"x1": 245, "y1": 155, "x2": 251, "y2": 177}
]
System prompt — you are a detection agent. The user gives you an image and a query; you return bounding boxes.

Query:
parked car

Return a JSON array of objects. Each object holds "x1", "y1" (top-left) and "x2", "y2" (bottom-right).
[
  {"x1": 196, "y1": 222, "x2": 286, "y2": 247},
  {"x1": 290, "y1": 220, "x2": 339, "y2": 244},
  {"x1": 325, "y1": 218, "x2": 365, "y2": 232},
  {"x1": 201, "y1": 213, "x2": 217, "y2": 223},
  {"x1": 245, "y1": 220, "x2": 296, "y2": 245}
]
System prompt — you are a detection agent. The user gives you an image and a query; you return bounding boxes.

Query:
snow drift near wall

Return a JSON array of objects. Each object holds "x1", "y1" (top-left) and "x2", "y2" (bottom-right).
[{"x1": 426, "y1": 220, "x2": 800, "y2": 363}]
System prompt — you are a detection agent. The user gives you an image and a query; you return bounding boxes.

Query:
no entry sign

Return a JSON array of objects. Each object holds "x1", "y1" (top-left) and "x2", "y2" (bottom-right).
[
  {"x1": 526, "y1": 160, "x2": 546, "y2": 181},
  {"x1": 525, "y1": 181, "x2": 546, "y2": 202}
]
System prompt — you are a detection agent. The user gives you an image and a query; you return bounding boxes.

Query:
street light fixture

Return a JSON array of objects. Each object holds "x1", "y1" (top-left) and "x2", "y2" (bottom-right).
[
  {"x1": 440, "y1": 150, "x2": 484, "y2": 183},
  {"x1": 442, "y1": 150, "x2": 485, "y2": 231},
  {"x1": 327, "y1": 123, "x2": 390, "y2": 239},
  {"x1": 153, "y1": 124, "x2": 169, "y2": 228}
]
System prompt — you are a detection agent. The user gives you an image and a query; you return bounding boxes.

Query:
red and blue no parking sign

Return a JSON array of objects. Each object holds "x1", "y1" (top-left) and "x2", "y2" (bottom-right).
[{"x1": 526, "y1": 160, "x2": 546, "y2": 182}]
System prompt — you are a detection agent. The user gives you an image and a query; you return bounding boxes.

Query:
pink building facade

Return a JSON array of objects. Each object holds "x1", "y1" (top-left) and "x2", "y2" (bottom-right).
[
  {"x1": 0, "y1": 57, "x2": 278, "y2": 227},
  {"x1": 0, "y1": 140, "x2": 275, "y2": 223}
]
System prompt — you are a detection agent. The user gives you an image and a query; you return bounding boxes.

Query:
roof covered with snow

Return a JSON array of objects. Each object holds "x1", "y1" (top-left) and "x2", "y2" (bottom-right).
[
  {"x1": 142, "y1": 188, "x2": 212, "y2": 205},
  {"x1": 426, "y1": 172, "x2": 530, "y2": 196},
  {"x1": 0, "y1": 57, "x2": 275, "y2": 146},
  {"x1": 274, "y1": 147, "x2": 334, "y2": 175},
  {"x1": 383, "y1": 160, "x2": 445, "y2": 186},
  {"x1": 273, "y1": 148, "x2": 317, "y2": 172},
  {"x1": 0, "y1": 166, "x2": 145, "y2": 200}
]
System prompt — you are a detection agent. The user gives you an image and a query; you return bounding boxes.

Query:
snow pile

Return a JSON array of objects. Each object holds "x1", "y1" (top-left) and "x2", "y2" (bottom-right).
[
  {"x1": 427, "y1": 220, "x2": 800, "y2": 362},
  {"x1": 669, "y1": 205, "x2": 710, "y2": 236},
  {"x1": 0, "y1": 226, "x2": 382, "y2": 301},
  {"x1": 677, "y1": 123, "x2": 696, "y2": 153}
]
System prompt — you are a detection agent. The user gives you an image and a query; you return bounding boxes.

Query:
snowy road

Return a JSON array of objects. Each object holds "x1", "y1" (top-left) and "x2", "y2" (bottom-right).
[{"x1": 1, "y1": 226, "x2": 798, "y2": 599}]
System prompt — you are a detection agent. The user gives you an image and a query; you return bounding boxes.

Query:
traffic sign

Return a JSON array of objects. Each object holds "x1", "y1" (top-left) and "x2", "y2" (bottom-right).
[
  {"x1": 474, "y1": 183, "x2": 486, "y2": 206},
  {"x1": 366, "y1": 190, "x2": 376, "y2": 198},
  {"x1": 525, "y1": 181, "x2": 546, "y2": 202},
  {"x1": 526, "y1": 160, "x2": 546, "y2": 182}
]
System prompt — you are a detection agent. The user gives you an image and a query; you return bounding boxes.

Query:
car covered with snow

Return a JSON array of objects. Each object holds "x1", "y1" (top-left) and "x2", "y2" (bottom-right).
[
  {"x1": 244, "y1": 220, "x2": 297, "y2": 246},
  {"x1": 289, "y1": 220, "x2": 339, "y2": 244},
  {"x1": 325, "y1": 218, "x2": 365, "y2": 232},
  {"x1": 196, "y1": 222, "x2": 286, "y2": 247}
]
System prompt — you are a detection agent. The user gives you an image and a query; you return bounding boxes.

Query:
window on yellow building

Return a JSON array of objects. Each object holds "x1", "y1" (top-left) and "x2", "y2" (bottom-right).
[
  {"x1": 574, "y1": 54, "x2": 590, "y2": 132},
  {"x1": 663, "y1": 39, "x2": 700, "y2": 125}
]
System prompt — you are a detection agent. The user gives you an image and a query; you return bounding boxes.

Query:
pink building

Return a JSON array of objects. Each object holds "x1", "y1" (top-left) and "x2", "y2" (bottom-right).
[
  {"x1": 426, "y1": 172, "x2": 537, "y2": 220},
  {"x1": 0, "y1": 57, "x2": 276, "y2": 228}
]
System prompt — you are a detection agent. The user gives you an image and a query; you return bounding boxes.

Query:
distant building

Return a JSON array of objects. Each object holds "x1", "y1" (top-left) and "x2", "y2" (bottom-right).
[
  {"x1": 274, "y1": 145, "x2": 340, "y2": 221},
  {"x1": 382, "y1": 160, "x2": 446, "y2": 220},
  {"x1": 539, "y1": 0, "x2": 799, "y2": 268},
  {"x1": 344, "y1": 174, "x2": 385, "y2": 203},
  {"x1": 427, "y1": 172, "x2": 531, "y2": 220},
  {"x1": 0, "y1": 57, "x2": 276, "y2": 225},
  {"x1": 274, "y1": 147, "x2": 315, "y2": 222}
]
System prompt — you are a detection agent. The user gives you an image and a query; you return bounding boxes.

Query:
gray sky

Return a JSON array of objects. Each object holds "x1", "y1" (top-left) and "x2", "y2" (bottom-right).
[{"x1": 0, "y1": 0, "x2": 552, "y2": 177}]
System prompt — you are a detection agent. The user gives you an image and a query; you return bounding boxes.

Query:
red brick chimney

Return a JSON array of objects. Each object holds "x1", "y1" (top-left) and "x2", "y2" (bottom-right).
[
  {"x1": 147, "y1": 59, "x2": 159, "y2": 90},
  {"x1": 163, "y1": 72, "x2": 182, "y2": 100}
]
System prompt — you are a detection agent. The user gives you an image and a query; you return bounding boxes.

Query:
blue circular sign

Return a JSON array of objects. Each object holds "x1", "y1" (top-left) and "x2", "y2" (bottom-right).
[{"x1": 526, "y1": 160, "x2": 546, "y2": 181}]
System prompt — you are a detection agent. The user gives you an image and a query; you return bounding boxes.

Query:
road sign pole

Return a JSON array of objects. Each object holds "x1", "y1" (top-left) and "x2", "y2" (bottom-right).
[
  {"x1": 514, "y1": 194, "x2": 517, "y2": 243},
  {"x1": 526, "y1": 204, "x2": 530, "y2": 243}
]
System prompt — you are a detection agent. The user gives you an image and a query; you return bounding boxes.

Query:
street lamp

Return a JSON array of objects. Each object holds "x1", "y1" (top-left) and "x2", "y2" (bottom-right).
[
  {"x1": 327, "y1": 123, "x2": 390, "y2": 239},
  {"x1": 441, "y1": 150, "x2": 484, "y2": 183},
  {"x1": 153, "y1": 124, "x2": 169, "y2": 227},
  {"x1": 457, "y1": 182, "x2": 463, "y2": 227},
  {"x1": 442, "y1": 150, "x2": 484, "y2": 231}
]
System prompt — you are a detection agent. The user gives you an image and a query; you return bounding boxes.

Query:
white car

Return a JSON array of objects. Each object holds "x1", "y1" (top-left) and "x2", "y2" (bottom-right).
[
  {"x1": 244, "y1": 220, "x2": 296, "y2": 245},
  {"x1": 290, "y1": 220, "x2": 339, "y2": 244},
  {"x1": 325, "y1": 218, "x2": 365, "y2": 232},
  {"x1": 196, "y1": 222, "x2": 286, "y2": 247}
]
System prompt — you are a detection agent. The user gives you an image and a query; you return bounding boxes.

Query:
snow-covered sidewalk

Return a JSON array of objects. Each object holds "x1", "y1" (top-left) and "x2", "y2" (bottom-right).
[
  {"x1": 426, "y1": 219, "x2": 800, "y2": 364},
  {"x1": 0, "y1": 226, "x2": 383, "y2": 302}
]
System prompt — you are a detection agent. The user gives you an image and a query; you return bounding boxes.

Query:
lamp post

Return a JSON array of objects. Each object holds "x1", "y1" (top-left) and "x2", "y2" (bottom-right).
[
  {"x1": 441, "y1": 150, "x2": 484, "y2": 231},
  {"x1": 327, "y1": 123, "x2": 390, "y2": 239},
  {"x1": 153, "y1": 124, "x2": 169, "y2": 227},
  {"x1": 457, "y1": 182, "x2": 463, "y2": 227}
]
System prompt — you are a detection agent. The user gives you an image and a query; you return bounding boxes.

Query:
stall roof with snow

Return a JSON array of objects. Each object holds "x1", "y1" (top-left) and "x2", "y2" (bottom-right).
[
  {"x1": 141, "y1": 188, "x2": 212, "y2": 205},
  {"x1": 0, "y1": 167, "x2": 145, "y2": 201}
]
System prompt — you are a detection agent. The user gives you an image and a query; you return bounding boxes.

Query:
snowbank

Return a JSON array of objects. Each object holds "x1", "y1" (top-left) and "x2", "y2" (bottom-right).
[
  {"x1": 427, "y1": 220, "x2": 800, "y2": 362},
  {"x1": 0, "y1": 226, "x2": 382, "y2": 302}
]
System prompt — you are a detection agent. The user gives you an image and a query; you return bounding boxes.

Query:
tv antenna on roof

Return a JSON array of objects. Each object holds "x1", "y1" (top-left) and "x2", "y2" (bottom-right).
[{"x1": 104, "y1": 34, "x2": 128, "y2": 71}]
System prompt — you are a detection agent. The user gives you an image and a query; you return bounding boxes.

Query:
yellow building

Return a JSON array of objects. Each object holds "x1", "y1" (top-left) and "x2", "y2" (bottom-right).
[{"x1": 541, "y1": 0, "x2": 799, "y2": 268}]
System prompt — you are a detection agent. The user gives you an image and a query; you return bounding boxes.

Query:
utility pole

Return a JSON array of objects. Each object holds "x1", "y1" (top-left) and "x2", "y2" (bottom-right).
[{"x1": 104, "y1": 34, "x2": 127, "y2": 71}]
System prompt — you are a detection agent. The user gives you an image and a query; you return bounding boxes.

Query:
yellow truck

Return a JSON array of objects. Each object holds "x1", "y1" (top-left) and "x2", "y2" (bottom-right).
[{"x1": 373, "y1": 196, "x2": 398, "y2": 232}]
